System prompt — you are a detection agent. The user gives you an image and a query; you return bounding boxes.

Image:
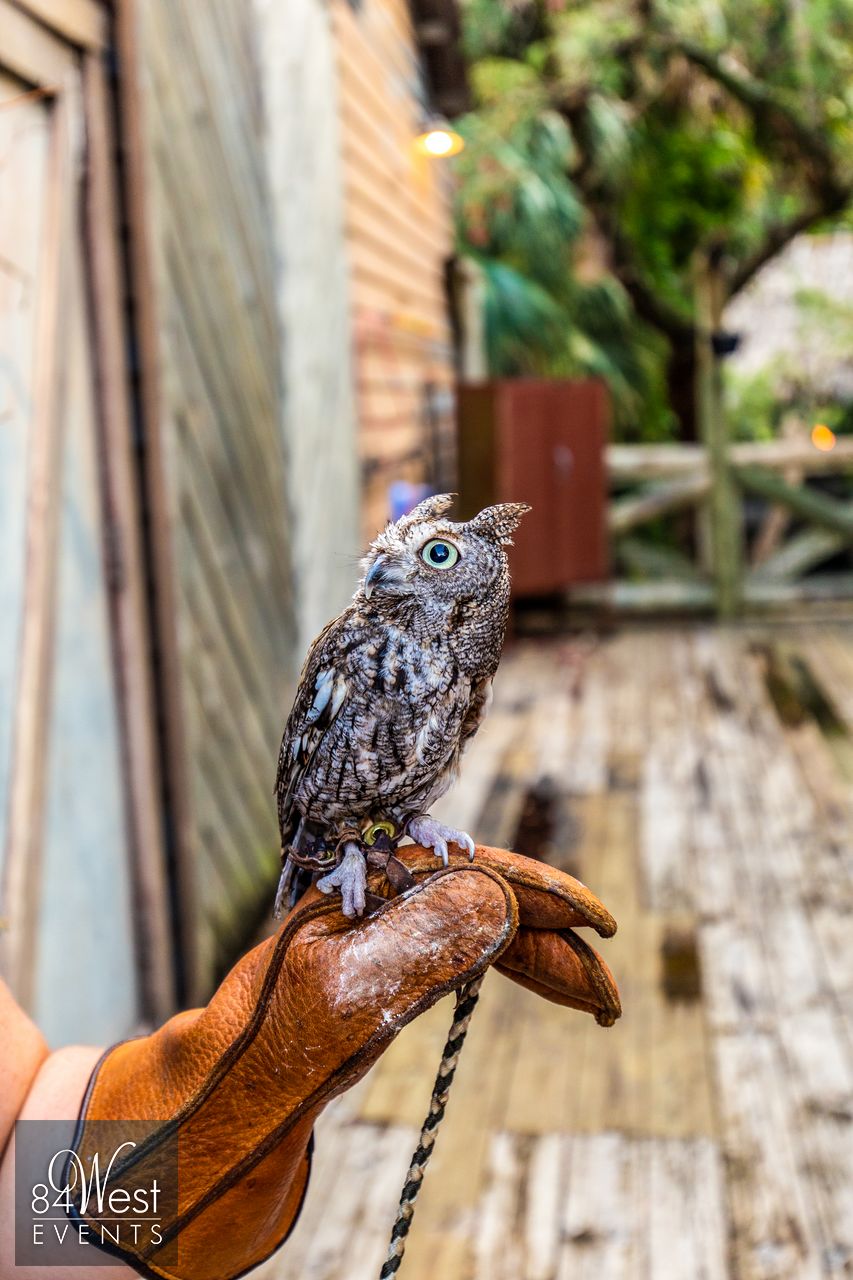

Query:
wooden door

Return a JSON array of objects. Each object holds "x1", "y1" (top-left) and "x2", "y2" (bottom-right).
[{"x1": 0, "y1": 1, "x2": 173, "y2": 1042}]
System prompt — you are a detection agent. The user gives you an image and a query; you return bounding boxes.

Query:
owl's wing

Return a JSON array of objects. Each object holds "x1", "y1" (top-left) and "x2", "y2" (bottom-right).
[
  {"x1": 275, "y1": 614, "x2": 351, "y2": 836},
  {"x1": 460, "y1": 677, "x2": 493, "y2": 750}
]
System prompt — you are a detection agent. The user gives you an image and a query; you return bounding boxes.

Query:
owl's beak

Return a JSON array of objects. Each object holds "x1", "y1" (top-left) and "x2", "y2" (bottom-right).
[{"x1": 364, "y1": 555, "x2": 403, "y2": 599}]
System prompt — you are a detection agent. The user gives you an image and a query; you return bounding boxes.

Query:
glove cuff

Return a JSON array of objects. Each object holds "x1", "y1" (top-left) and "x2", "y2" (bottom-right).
[{"x1": 64, "y1": 900, "x2": 322, "y2": 1278}]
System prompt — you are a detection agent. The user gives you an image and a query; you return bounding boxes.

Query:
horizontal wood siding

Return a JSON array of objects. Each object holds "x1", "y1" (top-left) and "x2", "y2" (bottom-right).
[
  {"x1": 332, "y1": 0, "x2": 457, "y2": 538},
  {"x1": 135, "y1": 0, "x2": 296, "y2": 989}
]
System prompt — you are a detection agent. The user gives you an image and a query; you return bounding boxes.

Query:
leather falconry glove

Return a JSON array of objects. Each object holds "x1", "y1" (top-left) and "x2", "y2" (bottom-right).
[{"x1": 68, "y1": 845, "x2": 620, "y2": 1280}]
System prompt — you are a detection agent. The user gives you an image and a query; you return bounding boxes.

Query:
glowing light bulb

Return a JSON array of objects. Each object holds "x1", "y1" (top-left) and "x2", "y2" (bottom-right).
[
  {"x1": 811, "y1": 423, "x2": 837, "y2": 452},
  {"x1": 414, "y1": 122, "x2": 464, "y2": 158},
  {"x1": 423, "y1": 130, "x2": 454, "y2": 155}
]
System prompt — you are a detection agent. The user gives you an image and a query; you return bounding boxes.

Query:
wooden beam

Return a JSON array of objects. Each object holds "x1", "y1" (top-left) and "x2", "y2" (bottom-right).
[
  {"x1": 114, "y1": 0, "x2": 199, "y2": 1003},
  {"x1": 732, "y1": 438, "x2": 853, "y2": 473},
  {"x1": 0, "y1": 0, "x2": 69, "y2": 86},
  {"x1": 695, "y1": 253, "x2": 742, "y2": 617},
  {"x1": 82, "y1": 52, "x2": 176, "y2": 1019},
  {"x1": 738, "y1": 467, "x2": 853, "y2": 538},
  {"x1": 608, "y1": 438, "x2": 853, "y2": 482},
  {"x1": 749, "y1": 528, "x2": 848, "y2": 583},
  {"x1": 615, "y1": 537, "x2": 706, "y2": 583},
  {"x1": 568, "y1": 574, "x2": 853, "y2": 612},
  {"x1": 609, "y1": 474, "x2": 709, "y2": 535},
  {"x1": 0, "y1": 83, "x2": 70, "y2": 1007},
  {"x1": 10, "y1": 0, "x2": 106, "y2": 49},
  {"x1": 568, "y1": 579, "x2": 715, "y2": 612},
  {"x1": 744, "y1": 574, "x2": 853, "y2": 607},
  {"x1": 608, "y1": 444, "x2": 707, "y2": 480}
]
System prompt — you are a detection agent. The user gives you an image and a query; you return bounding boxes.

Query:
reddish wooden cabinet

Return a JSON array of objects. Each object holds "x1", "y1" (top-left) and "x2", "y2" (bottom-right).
[{"x1": 457, "y1": 379, "x2": 610, "y2": 596}]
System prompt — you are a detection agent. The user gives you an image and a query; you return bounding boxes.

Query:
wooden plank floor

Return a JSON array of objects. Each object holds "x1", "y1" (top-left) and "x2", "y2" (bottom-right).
[{"x1": 261, "y1": 623, "x2": 853, "y2": 1280}]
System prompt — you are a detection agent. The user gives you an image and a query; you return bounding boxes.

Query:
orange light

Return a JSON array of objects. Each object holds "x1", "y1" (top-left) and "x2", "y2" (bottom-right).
[
  {"x1": 414, "y1": 126, "x2": 464, "y2": 158},
  {"x1": 811, "y1": 423, "x2": 837, "y2": 452}
]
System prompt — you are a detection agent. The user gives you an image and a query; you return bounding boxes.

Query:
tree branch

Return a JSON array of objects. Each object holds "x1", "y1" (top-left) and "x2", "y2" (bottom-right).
[
  {"x1": 731, "y1": 188, "x2": 853, "y2": 296},
  {"x1": 670, "y1": 40, "x2": 853, "y2": 297},
  {"x1": 671, "y1": 40, "x2": 841, "y2": 187}
]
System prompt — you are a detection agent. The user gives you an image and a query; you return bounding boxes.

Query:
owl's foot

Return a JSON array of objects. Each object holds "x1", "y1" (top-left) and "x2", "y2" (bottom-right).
[
  {"x1": 317, "y1": 841, "x2": 367, "y2": 917},
  {"x1": 406, "y1": 815, "x2": 475, "y2": 866}
]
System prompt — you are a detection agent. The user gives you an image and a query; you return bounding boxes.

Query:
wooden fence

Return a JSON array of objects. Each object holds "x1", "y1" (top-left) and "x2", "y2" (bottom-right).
[
  {"x1": 569, "y1": 257, "x2": 853, "y2": 618},
  {"x1": 570, "y1": 437, "x2": 853, "y2": 615}
]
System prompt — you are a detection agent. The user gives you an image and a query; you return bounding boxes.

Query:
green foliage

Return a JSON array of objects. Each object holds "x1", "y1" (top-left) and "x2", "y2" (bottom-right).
[
  {"x1": 453, "y1": 0, "x2": 853, "y2": 440},
  {"x1": 453, "y1": 66, "x2": 670, "y2": 435}
]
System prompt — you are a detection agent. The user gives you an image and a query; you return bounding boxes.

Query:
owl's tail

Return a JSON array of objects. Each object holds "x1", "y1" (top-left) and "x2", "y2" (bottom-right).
[{"x1": 274, "y1": 814, "x2": 339, "y2": 917}]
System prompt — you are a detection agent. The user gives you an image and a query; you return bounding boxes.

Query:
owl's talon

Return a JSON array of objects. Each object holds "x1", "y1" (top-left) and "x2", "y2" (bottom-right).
[
  {"x1": 317, "y1": 842, "x2": 367, "y2": 917},
  {"x1": 406, "y1": 816, "x2": 475, "y2": 867}
]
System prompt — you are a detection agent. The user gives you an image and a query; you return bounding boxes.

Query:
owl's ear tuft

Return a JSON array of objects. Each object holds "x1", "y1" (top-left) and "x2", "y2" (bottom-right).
[
  {"x1": 467, "y1": 502, "x2": 531, "y2": 546},
  {"x1": 398, "y1": 492, "x2": 456, "y2": 528}
]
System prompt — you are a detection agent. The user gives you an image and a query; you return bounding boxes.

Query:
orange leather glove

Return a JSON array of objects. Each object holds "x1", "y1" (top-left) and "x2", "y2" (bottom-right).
[{"x1": 69, "y1": 846, "x2": 620, "y2": 1280}]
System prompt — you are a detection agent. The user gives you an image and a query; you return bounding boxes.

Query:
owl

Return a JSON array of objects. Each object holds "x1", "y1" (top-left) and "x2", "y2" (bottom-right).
[{"x1": 274, "y1": 493, "x2": 530, "y2": 916}]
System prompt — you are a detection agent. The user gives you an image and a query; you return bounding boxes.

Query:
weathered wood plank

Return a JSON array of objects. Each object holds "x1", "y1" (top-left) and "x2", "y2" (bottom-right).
[
  {"x1": 714, "y1": 1032, "x2": 822, "y2": 1279},
  {"x1": 1, "y1": 66, "x2": 70, "y2": 1006},
  {"x1": 265, "y1": 628, "x2": 853, "y2": 1279},
  {"x1": 11, "y1": 0, "x2": 105, "y2": 48},
  {"x1": 82, "y1": 52, "x2": 175, "y2": 1019},
  {"x1": 126, "y1": 0, "x2": 298, "y2": 992},
  {"x1": 647, "y1": 1138, "x2": 727, "y2": 1280},
  {"x1": 608, "y1": 443, "x2": 708, "y2": 479},
  {"x1": 608, "y1": 438, "x2": 853, "y2": 480},
  {"x1": 748, "y1": 525, "x2": 846, "y2": 582},
  {"x1": 610, "y1": 474, "x2": 709, "y2": 534},
  {"x1": 559, "y1": 1133, "x2": 639, "y2": 1278},
  {"x1": 738, "y1": 465, "x2": 853, "y2": 537},
  {"x1": 0, "y1": 0, "x2": 70, "y2": 85},
  {"x1": 615, "y1": 534, "x2": 706, "y2": 582}
]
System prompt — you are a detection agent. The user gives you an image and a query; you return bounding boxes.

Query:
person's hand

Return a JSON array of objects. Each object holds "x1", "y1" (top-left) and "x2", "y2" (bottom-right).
[{"x1": 69, "y1": 845, "x2": 620, "y2": 1280}]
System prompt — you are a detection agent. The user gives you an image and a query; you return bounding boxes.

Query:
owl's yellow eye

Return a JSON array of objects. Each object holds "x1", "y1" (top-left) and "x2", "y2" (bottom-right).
[{"x1": 421, "y1": 538, "x2": 459, "y2": 570}]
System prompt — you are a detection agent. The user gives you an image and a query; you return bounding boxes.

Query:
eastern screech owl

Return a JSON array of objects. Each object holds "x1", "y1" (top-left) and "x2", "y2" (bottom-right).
[{"x1": 274, "y1": 493, "x2": 530, "y2": 916}]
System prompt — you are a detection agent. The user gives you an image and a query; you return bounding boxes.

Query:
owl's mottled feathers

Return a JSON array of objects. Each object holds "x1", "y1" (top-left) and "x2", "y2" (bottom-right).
[{"x1": 275, "y1": 494, "x2": 529, "y2": 891}]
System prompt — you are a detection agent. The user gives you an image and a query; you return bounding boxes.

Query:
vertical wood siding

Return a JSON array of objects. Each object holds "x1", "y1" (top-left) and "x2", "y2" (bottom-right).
[
  {"x1": 332, "y1": 0, "x2": 457, "y2": 539},
  {"x1": 135, "y1": 0, "x2": 297, "y2": 990},
  {"x1": 0, "y1": 43, "x2": 143, "y2": 1044},
  {"x1": 257, "y1": 0, "x2": 361, "y2": 657},
  {"x1": 35, "y1": 239, "x2": 140, "y2": 1045}
]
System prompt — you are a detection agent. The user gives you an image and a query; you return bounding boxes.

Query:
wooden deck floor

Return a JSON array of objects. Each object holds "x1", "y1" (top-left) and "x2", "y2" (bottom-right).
[{"x1": 261, "y1": 623, "x2": 853, "y2": 1280}]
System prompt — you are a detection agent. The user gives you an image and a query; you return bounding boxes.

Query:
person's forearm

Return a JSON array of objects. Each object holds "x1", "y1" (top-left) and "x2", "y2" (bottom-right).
[
  {"x1": 0, "y1": 983, "x2": 49, "y2": 1156},
  {"x1": 0, "y1": 1045, "x2": 133, "y2": 1278}
]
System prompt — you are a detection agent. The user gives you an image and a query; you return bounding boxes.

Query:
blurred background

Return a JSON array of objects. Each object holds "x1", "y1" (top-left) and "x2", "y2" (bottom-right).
[{"x1": 1, "y1": 0, "x2": 852, "y2": 1275}]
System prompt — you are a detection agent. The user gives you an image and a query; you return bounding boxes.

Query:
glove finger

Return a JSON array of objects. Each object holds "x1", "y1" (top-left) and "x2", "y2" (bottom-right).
[
  {"x1": 496, "y1": 927, "x2": 621, "y2": 1027},
  {"x1": 290, "y1": 864, "x2": 518, "y2": 1042},
  {"x1": 395, "y1": 844, "x2": 616, "y2": 937}
]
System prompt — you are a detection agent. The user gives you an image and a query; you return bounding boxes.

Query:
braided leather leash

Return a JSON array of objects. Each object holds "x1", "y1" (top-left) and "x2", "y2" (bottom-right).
[{"x1": 378, "y1": 974, "x2": 484, "y2": 1278}]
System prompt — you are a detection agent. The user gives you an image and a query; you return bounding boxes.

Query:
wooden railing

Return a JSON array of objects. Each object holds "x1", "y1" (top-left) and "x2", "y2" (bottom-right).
[{"x1": 570, "y1": 438, "x2": 853, "y2": 615}]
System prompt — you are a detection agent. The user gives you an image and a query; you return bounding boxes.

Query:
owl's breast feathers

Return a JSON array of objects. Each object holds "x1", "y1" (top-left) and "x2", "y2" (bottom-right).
[{"x1": 275, "y1": 605, "x2": 495, "y2": 841}]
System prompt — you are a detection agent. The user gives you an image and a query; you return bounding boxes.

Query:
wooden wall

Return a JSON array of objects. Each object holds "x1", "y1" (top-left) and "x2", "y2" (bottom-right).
[
  {"x1": 257, "y1": 0, "x2": 362, "y2": 657},
  {"x1": 332, "y1": 0, "x2": 458, "y2": 539},
  {"x1": 0, "y1": 4, "x2": 164, "y2": 1045},
  {"x1": 132, "y1": 0, "x2": 297, "y2": 994}
]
